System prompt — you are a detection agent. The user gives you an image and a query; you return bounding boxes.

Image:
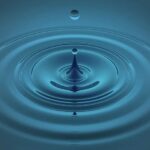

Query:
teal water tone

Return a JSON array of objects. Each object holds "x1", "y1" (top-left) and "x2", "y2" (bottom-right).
[{"x1": 0, "y1": 1, "x2": 150, "y2": 150}]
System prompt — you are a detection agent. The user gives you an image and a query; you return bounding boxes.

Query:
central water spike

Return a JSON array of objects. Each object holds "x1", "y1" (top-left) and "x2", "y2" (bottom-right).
[
  {"x1": 66, "y1": 48, "x2": 83, "y2": 82},
  {"x1": 50, "y1": 47, "x2": 100, "y2": 94}
]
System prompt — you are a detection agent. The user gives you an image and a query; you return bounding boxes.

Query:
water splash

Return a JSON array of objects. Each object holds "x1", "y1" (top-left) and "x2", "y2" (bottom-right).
[
  {"x1": 50, "y1": 48, "x2": 100, "y2": 93},
  {"x1": 0, "y1": 27, "x2": 150, "y2": 143}
]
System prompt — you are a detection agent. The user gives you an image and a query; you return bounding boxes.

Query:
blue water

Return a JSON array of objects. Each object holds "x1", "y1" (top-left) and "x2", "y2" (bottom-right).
[{"x1": 0, "y1": 1, "x2": 150, "y2": 150}]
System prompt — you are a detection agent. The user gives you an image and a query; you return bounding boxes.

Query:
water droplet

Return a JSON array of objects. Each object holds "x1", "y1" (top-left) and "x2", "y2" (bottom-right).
[
  {"x1": 70, "y1": 9, "x2": 80, "y2": 20},
  {"x1": 73, "y1": 112, "x2": 77, "y2": 116},
  {"x1": 72, "y1": 48, "x2": 78, "y2": 55}
]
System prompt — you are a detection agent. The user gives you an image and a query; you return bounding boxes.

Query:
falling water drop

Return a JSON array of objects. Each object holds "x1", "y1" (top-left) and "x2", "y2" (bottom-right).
[
  {"x1": 70, "y1": 9, "x2": 80, "y2": 20},
  {"x1": 72, "y1": 48, "x2": 78, "y2": 55}
]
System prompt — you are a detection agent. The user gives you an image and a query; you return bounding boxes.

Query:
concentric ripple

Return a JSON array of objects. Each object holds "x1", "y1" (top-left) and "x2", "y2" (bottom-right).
[{"x1": 0, "y1": 27, "x2": 150, "y2": 143}]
